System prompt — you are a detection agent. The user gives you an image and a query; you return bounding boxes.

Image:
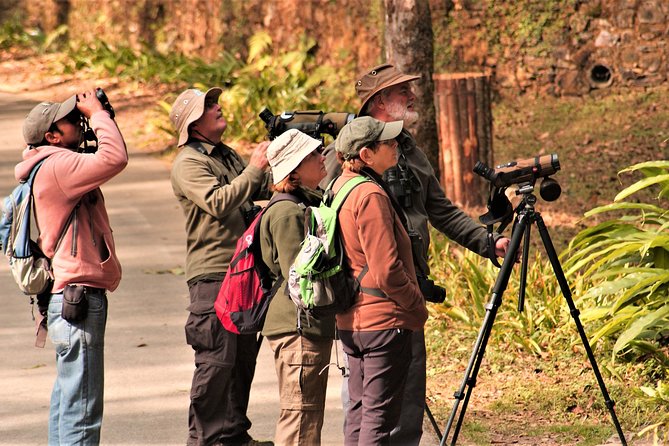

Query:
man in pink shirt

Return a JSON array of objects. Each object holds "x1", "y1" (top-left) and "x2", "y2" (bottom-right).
[{"x1": 16, "y1": 89, "x2": 128, "y2": 445}]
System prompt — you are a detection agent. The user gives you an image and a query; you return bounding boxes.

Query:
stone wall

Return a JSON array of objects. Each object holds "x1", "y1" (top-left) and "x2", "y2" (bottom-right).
[
  {"x1": 13, "y1": 0, "x2": 669, "y2": 96},
  {"x1": 442, "y1": 0, "x2": 669, "y2": 96}
]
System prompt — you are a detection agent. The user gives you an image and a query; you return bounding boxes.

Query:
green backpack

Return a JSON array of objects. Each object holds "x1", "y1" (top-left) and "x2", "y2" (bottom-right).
[{"x1": 288, "y1": 175, "x2": 381, "y2": 328}]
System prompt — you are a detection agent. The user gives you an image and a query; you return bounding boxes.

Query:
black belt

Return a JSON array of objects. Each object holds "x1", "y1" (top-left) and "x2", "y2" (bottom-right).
[{"x1": 83, "y1": 286, "x2": 106, "y2": 295}]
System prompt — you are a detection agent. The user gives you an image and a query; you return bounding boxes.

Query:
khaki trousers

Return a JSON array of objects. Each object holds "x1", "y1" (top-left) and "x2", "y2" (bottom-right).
[{"x1": 267, "y1": 333, "x2": 333, "y2": 446}]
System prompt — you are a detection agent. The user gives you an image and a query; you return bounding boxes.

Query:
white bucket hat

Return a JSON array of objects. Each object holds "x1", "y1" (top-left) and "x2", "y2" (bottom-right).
[{"x1": 267, "y1": 129, "x2": 322, "y2": 185}]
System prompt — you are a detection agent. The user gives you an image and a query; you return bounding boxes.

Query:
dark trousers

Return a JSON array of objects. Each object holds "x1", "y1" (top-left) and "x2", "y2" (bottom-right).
[
  {"x1": 185, "y1": 280, "x2": 259, "y2": 446},
  {"x1": 389, "y1": 329, "x2": 426, "y2": 445},
  {"x1": 339, "y1": 329, "x2": 412, "y2": 446}
]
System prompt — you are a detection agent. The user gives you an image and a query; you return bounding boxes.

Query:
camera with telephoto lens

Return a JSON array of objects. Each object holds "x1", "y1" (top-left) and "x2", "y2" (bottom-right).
[
  {"x1": 259, "y1": 107, "x2": 355, "y2": 140},
  {"x1": 418, "y1": 276, "x2": 447, "y2": 304},
  {"x1": 473, "y1": 154, "x2": 560, "y2": 189}
]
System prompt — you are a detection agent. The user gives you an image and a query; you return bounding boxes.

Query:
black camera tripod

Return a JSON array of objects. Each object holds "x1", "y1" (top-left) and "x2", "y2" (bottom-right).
[{"x1": 440, "y1": 185, "x2": 627, "y2": 446}]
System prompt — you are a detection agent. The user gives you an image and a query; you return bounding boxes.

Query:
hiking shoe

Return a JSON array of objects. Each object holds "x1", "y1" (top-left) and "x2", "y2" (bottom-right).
[
  {"x1": 219, "y1": 439, "x2": 274, "y2": 446},
  {"x1": 239, "y1": 440, "x2": 273, "y2": 446}
]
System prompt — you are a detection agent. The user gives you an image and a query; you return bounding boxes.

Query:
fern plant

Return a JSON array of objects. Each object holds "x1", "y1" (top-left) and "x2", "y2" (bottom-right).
[{"x1": 563, "y1": 160, "x2": 669, "y2": 364}]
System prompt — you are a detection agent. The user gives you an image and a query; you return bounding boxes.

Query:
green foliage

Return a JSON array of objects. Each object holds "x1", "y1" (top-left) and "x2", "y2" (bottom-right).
[
  {"x1": 564, "y1": 160, "x2": 669, "y2": 364},
  {"x1": 427, "y1": 231, "x2": 573, "y2": 357},
  {"x1": 57, "y1": 39, "x2": 239, "y2": 87},
  {"x1": 218, "y1": 31, "x2": 357, "y2": 144},
  {"x1": 0, "y1": 13, "x2": 45, "y2": 50},
  {"x1": 637, "y1": 381, "x2": 669, "y2": 442}
]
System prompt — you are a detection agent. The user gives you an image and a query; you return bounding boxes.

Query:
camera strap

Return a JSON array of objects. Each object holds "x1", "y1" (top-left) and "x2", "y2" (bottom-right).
[{"x1": 486, "y1": 227, "x2": 501, "y2": 268}]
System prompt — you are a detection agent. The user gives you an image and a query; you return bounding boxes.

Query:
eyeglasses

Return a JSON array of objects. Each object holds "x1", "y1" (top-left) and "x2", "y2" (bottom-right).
[
  {"x1": 307, "y1": 146, "x2": 324, "y2": 158},
  {"x1": 371, "y1": 139, "x2": 398, "y2": 150}
]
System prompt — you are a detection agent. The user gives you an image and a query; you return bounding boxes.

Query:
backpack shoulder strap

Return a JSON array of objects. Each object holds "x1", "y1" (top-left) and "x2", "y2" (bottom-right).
[
  {"x1": 329, "y1": 176, "x2": 369, "y2": 212},
  {"x1": 247, "y1": 193, "x2": 303, "y2": 259},
  {"x1": 266, "y1": 192, "x2": 301, "y2": 209},
  {"x1": 25, "y1": 158, "x2": 48, "y2": 185},
  {"x1": 328, "y1": 176, "x2": 387, "y2": 298},
  {"x1": 27, "y1": 156, "x2": 80, "y2": 257}
]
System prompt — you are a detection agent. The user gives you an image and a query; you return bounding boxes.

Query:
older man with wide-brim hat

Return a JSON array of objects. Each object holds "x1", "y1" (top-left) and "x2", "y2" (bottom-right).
[
  {"x1": 169, "y1": 87, "x2": 273, "y2": 446},
  {"x1": 322, "y1": 64, "x2": 512, "y2": 446}
]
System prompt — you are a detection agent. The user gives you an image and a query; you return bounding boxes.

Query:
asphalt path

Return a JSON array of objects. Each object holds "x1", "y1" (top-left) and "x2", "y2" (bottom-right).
[{"x1": 0, "y1": 91, "x2": 345, "y2": 445}]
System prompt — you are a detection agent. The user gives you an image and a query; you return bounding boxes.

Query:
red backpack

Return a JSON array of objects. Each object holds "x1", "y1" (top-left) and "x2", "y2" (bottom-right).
[{"x1": 215, "y1": 193, "x2": 300, "y2": 334}]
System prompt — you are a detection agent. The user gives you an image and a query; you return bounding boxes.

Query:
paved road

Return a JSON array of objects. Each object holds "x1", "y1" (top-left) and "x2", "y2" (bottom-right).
[{"x1": 0, "y1": 92, "x2": 344, "y2": 445}]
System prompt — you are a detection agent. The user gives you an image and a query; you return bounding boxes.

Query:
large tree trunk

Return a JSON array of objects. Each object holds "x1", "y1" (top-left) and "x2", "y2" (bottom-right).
[{"x1": 383, "y1": 0, "x2": 440, "y2": 176}]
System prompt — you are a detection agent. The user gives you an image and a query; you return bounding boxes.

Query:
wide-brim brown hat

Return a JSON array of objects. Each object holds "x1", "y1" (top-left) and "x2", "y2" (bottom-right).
[
  {"x1": 355, "y1": 64, "x2": 420, "y2": 115},
  {"x1": 23, "y1": 95, "x2": 77, "y2": 145},
  {"x1": 169, "y1": 87, "x2": 222, "y2": 147}
]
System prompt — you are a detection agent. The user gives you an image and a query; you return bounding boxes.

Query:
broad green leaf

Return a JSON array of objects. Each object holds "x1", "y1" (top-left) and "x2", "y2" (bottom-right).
[
  {"x1": 613, "y1": 305, "x2": 669, "y2": 354},
  {"x1": 618, "y1": 160, "x2": 669, "y2": 174},
  {"x1": 614, "y1": 174, "x2": 669, "y2": 201}
]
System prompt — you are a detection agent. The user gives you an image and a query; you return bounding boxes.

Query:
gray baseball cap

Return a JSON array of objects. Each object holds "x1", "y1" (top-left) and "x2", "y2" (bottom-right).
[
  {"x1": 23, "y1": 95, "x2": 77, "y2": 145},
  {"x1": 335, "y1": 116, "x2": 403, "y2": 159}
]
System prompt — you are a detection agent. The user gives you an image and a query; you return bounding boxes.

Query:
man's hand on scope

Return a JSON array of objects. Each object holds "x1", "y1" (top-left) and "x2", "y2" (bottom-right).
[{"x1": 248, "y1": 140, "x2": 270, "y2": 170}]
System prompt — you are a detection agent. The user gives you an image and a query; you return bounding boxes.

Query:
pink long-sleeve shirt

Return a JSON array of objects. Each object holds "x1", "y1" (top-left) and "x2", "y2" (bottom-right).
[{"x1": 14, "y1": 110, "x2": 128, "y2": 292}]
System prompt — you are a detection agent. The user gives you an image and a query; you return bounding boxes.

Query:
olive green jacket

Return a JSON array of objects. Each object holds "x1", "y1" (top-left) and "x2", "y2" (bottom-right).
[
  {"x1": 391, "y1": 129, "x2": 492, "y2": 276},
  {"x1": 170, "y1": 140, "x2": 268, "y2": 282},
  {"x1": 259, "y1": 187, "x2": 336, "y2": 339}
]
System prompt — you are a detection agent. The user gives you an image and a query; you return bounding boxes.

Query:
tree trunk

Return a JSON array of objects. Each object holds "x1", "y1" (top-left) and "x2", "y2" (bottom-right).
[
  {"x1": 383, "y1": 0, "x2": 440, "y2": 176},
  {"x1": 54, "y1": 0, "x2": 70, "y2": 43},
  {"x1": 433, "y1": 72, "x2": 493, "y2": 208}
]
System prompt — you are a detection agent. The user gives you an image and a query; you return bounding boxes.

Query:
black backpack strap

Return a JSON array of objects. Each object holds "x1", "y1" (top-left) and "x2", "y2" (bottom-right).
[
  {"x1": 266, "y1": 192, "x2": 302, "y2": 208},
  {"x1": 28, "y1": 157, "x2": 79, "y2": 258},
  {"x1": 329, "y1": 177, "x2": 387, "y2": 299},
  {"x1": 357, "y1": 265, "x2": 386, "y2": 298},
  {"x1": 252, "y1": 192, "x2": 303, "y2": 241}
]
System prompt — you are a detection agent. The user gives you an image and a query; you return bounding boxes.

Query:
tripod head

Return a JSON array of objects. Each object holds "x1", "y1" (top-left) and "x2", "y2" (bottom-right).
[{"x1": 476, "y1": 155, "x2": 562, "y2": 269}]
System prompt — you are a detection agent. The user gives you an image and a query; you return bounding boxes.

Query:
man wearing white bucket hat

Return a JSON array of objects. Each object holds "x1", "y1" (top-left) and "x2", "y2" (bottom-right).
[{"x1": 170, "y1": 87, "x2": 272, "y2": 446}]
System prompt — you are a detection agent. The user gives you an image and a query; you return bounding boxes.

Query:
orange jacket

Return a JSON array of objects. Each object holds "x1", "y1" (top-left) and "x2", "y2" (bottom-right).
[{"x1": 334, "y1": 169, "x2": 427, "y2": 332}]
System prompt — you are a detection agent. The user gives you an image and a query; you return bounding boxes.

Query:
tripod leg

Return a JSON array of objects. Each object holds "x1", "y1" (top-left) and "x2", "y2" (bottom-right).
[
  {"x1": 518, "y1": 220, "x2": 531, "y2": 312},
  {"x1": 441, "y1": 213, "x2": 529, "y2": 446},
  {"x1": 425, "y1": 401, "x2": 443, "y2": 441},
  {"x1": 534, "y1": 214, "x2": 628, "y2": 446}
]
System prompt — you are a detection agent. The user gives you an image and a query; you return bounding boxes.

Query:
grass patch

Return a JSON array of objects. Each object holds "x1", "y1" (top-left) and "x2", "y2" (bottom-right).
[{"x1": 493, "y1": 88, "x2": 669, "y2": 218}]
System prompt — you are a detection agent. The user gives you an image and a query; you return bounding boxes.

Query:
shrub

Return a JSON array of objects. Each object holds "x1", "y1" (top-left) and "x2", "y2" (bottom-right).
[{"x1": 563, "y1": 160, "x2": 669, "y2": 365}]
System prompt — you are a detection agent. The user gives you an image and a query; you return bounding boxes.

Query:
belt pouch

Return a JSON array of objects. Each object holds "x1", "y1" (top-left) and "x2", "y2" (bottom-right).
[{"x1": 62, "y1": 284, "x2": 89, "y2": 322}]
